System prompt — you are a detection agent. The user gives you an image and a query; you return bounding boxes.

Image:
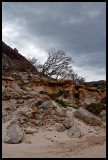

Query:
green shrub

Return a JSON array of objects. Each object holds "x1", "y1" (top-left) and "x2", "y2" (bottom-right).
[
  {"x1": 68, "y1": 105, "x2": 78, "y2": 109},
  {"x1": 86, "y1": 103, "x2": 106, "y2": 115},
  {"x1": 55, "y1": 99, "x2": 67, "y2": 107},
  {"x1": 57, "y1": 90, "x2": 63, "y2": 96}
]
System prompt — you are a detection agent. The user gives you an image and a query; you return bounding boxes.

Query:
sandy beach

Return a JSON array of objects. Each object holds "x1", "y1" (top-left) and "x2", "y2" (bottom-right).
[{"x1": 2, "y1": 115, "x2": 106, "y2": 158}]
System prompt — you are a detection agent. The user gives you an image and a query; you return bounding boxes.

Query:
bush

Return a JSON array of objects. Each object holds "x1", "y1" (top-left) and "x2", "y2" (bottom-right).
[
  {"x1": 86, "y1": 103, "x2": 106, "y2": 116},
  {"x1": 55, "y1": 99, "x2": 67, "y2": 107},
  {"x1": 68, "y1": 105, "x2": 78, "y2": 109},
  {"x1": 57, "y1": 90, "x2": 63, "y2": 96}
]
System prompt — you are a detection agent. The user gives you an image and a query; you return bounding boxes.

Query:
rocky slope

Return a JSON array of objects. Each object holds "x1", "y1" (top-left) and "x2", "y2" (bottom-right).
[
  {"x1": 2, "y1": 42, "x2": 106, "y2": 158},
  {"x1": 2, "y1": 41, "x2": 37, "y2": 74}
]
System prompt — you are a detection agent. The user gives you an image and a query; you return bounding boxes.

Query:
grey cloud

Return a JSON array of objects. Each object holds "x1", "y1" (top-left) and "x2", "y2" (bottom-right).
[{"x1": 2, "y1": 2, "x2": 106, "y2": 81}]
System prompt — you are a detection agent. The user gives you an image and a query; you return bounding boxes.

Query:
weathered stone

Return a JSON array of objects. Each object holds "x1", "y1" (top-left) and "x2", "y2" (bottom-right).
[
  {"x1": 67, "y1": 126, "x2": 82, "y2": 138},
  {"x1": 34, "y1": 120, "x2": 41, "y2": 125},
  {"x1": 56, "y1": 123, "x2": 66, "y2": 132},
  {"x1": 17, "y1": 100, "x2": 24, "y2": 104},
  {"x1": 38, "y1": 100, "x2": 56, "y2": 110},
  {"x1": 73, "y1": 107, "x2": 102, "y2": 126},
  {"x1": 20, "y1": 106, "x2": 33, "y2": 116},
  {"x1": 26, "y1": 112, "x2": 34, "y2": 118},
  {"x1": 99, "y1": 110, "x2": 106, "y2": 122},
  {"x1": 4, "y1": 121, "x2": 24, "y2": 144},
  {"x1": 5, "y1": 106, "x2": 10, "y2": 110},
  {"x1": 24, "y1": 127, "x2": 37, "y2": 134},
  {"x1": 59, "y1": 108, "x2": 67, "y2": 117},
  {"x1": 35, "y1": 114, "x2": 43, "y2": 120},
  {"x1": 83, "y1": 94, "x2": 95, "y2": 105},
  {"x1": 62, "y1": 119, "x2": 71, "y2": 129},
  {"x1": 48, "y1": 127, "x2": 53, "y2": 131},
  {"x1": 37, "y1": 108, "x2": 44, "y2": 114},
  {"x1": 2, "y1": 112, "x2": 7, "y2": 117}
]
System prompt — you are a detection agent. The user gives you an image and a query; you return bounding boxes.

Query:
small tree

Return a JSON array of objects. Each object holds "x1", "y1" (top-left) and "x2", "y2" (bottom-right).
[
  {"x1": 27, "y1": 49, "x2": 85, "y2": 84},
  {"x1": 41, "y1": 49, "x2": 74, "y2": 78}
]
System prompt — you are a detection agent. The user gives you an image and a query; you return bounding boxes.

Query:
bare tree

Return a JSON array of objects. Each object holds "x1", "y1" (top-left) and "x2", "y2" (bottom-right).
[
  {"x1": 41, "y1": 49, "x2": 74, "y2": 78},
  {"x1": 27, "y1": 49, "x2": 85, "y2": 84}
]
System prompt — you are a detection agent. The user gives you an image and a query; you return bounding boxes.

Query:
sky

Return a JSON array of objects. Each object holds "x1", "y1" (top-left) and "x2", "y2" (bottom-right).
[{"x1": 2, "y1": 2, "x2": 106, "y2": 82}]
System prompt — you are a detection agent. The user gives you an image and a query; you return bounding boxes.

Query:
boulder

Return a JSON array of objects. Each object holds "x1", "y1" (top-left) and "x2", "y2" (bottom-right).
[
  {"x1": 20, "y1": 106, "x2": 33, "y2": 116},
  {"x1": 73, "y1": 107, "x2": 102, "y2": 126},
  {"x1": 67, "y1": 126, "x2": 82, "y2": 138},
  {"x1": 24, "y1": 127, "x2": 37, "y2": 134},
  {"x1": 99, "y1": 110, "x2": 106, "y2": 122},
  {"x1": 4, "y1": 121, "x2": 24, "y2": 144},
  {"x1": 38, "y1": 100, "x2": 56, "y2": 110},
  {"x1": 56, "y1": 123, "x2": 66, "y2": 132},
  {"x1": 59, "y1": 108, "x2": 67, "y2": 117},
  {"x1": 62, "y1": 119, "x2": 71, "y2": 129}
]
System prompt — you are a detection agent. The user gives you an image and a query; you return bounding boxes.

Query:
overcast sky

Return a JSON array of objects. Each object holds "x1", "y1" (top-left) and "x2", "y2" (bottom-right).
[{"x1": 2, "y1": 2, "x2": 106, "y2": 82}]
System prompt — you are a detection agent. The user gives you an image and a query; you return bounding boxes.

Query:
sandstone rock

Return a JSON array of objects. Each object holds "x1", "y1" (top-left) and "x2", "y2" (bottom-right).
[
  {"x1": 24, "y1": 127, "x2": 37, "y2": 134},
  {"x1": 26, "y1": 112, "x2": 34, "y2": 118},
  {"x1": 99, "y1": 110, "x2": 106, "y2": 122},
  {"x1": 38, "y1": 100, "x2": 56, "y2": 110},
  {"x1": 62, "y1": 119, "x2": 71, "y2": 129},
  {"x1": 59, "y1": 108, "x2": 67, "y2": 117},
  {"x1": 35, "y1": 114, "x2": 43, "y2": 120},
  {"x1": 73, "y1": 107, "x2": 102, "y2": 126},
  {"x1": 83, "y1": 93, "x2": 95, "y2": 105},
  {"x1": 5, "y1": 106, "x2": 10, "y2": 110},
  {"x1": 2, "y1": 112, "x2": 7, "y2": 117},
  {"x1": 4, "y1": 121, "x2": 24, "y2": 144},
  {"x1": 67, "y1": 126, "x2": 82, "y2": 138},
  {"x1": 17, "y1": 100, "x2": 24, "y2": 104},
  {"x1": 36, "y1": 108, "x2": 44, "y2": 114},
  {"x1": 48, "y1": 127, "x2": 53, "y2": 131},
  {"x1": 20, "y1": 106, "x2": 33, "y2": 116},
  {"x1": 10, "y1": 99, "x2": 17, "y2": 104},
  {"x1": 34, "y1": 120, "x2": 41, "y2": 125},
  {"x1": 56, "y1": 123, "x2": 66, "y2": 132}
]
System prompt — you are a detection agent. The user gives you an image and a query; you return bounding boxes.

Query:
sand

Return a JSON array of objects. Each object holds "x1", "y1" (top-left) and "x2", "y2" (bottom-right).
[{"x1": 2, "y1": 117, "x2": 106, "y2": 158}]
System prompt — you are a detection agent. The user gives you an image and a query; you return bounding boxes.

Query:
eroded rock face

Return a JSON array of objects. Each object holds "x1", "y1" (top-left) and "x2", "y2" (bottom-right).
[
  {"x1": 67, "y1": 126, "x2": 82, "y2": 138},
  {"x1": 82, "y1": 93, "x2": 95, "y2": 105},
  {"x1": 4, "y1": 121, "x2": 24, "y2": 144},
  {"x1": 73, "y1": 107, "x2": 102, "y2": 126}
]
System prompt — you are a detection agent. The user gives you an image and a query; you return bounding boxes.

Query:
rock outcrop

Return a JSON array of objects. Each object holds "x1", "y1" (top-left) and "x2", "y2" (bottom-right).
[
  {"x1": 2, "y1": 41, "x2": 37, "y2": 74},
  {"x1": 73, "y1": 107, "x2": 102, "y2": 126}
]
